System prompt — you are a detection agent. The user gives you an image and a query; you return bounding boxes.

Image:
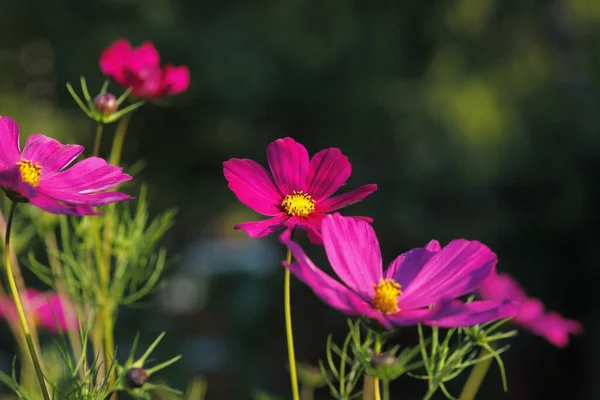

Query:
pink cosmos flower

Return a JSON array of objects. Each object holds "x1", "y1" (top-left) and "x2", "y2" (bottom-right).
[
  {"x1": 0, "y1": 289, "x2": 79, "y2": 333},
  {"x1": 0, "y1": 116, "x2": 132, "y2": 215},
  {"x1": 224, "y1": 137, "x2": 377, "y2": 243},
  {"x1": 479, "y1": 272, "x2": 583, "y2": 347},
  {"x1": 100, "y1": 38, "x2": 190, "y2": 100},
  {"x1": 280, "y1": 213, "x2": 515, "y2": 329}
]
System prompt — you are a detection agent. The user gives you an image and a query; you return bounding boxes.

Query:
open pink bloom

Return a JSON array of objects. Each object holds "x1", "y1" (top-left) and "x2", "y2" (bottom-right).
[
  {"x1": 280, "y1": 214, "x2": 515, "y2": 329},
  {"x1": 0, "y1": 289, "x2": 79, "y2": 333},
  {"x1": 100, "y1": 38, "x2": 190, "y2": 100},
  {"x1": 224, "y1": 137, "x2": 377, "y2": 243},
  {"x1": 479, "y1": 273, "x2": 583, "y2": 347},
  {"x1": 0, "y1": 117, "x2": 132, "y2": 215}
]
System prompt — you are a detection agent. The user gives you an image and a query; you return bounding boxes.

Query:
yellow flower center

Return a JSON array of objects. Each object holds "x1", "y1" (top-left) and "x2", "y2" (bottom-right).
[
  {"x1": 281, "y1": 191, "x2": 315, "y2": 217},
  {"x1": 17, "y1": 159, "x2": 42, "y2": 187},
  {"x1": 372, "y1": 279, "x2": 402, "y2": 314}
]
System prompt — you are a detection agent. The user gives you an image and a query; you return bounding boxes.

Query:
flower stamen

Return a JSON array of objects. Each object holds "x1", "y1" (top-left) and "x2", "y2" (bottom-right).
[
  {"x1": 281, "y1": 191, "x2": 315, "y2": 217},
  {"x1": 372, "y1": 279, "x2": 402, "y2": 314},
  {"x1": 16, "y1": 159, "x2": 42, "y2": 187}
]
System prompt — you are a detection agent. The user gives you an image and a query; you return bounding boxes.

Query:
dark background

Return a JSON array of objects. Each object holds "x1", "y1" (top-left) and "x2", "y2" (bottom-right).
[{"x1": 0, "y1": 0, "x2": 597, "y2": 399}]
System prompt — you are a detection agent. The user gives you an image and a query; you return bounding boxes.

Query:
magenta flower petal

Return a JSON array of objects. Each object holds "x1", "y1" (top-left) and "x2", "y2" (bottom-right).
[
  {"x1": 423, "y1": 300, "x2": 516, "y2": 327},
  {"x1": 425, "y1": 240, "x2": 441, "y2": 251},
  {"x1": 99, "y1": 39, "x2": 132, "y2": 83},
  {"x1": 41, "y1": 190, "x2": 132, "y2": 207},
  {"x1": 279, "y1": 229, "x2": 391, "y2": 329},
  {"x1": 478, "y1": 272, "x2": 528, "y2": 302},
  {"x1": 398, "y1": 240, "x2": 496, "y2": 310},
  {"x1": 162, "y1": 65, "x2": 190, "y2": 95},
  {"x1": 515, "y1": 298, "x2": 545, "y2": 322},
  {"x1": 321, "y1": 214, "x2": 382, "y2": 300},
  {"x1": 384, "y1": 240, "x2": 441, "y2": 289},
  {"x1": 33, "y1": 292, "x2": 79, "y2": 333},
  {"x1": 304, "y1": 213, "x2": 326, "y2": 240},
  {"x1": 383, "y1": 242, "x2": 439, "y2": 288},
  {"x1": 100, "y1": 38, "x2": 189, "y2": 100},
  {"x1": 234, "y1": 214, "x2": 288, "y2": 238},
  {"x1": 532, "y1": 313, "x2": 584, "y2": 348},
  {"x1": 20, "y1": 134, "x2": 84, "y2": 175},
  {"x1": 41, "y1": 157, "x2": 131, "y2": 193},
  {"x1": 223, "y1": 158, "x2": 282, "y2": 216},
  {"x1": 386, "y1": 308, "x2": 440, "y2": 326},
  {"x1": 0, "y1": 117, "x2": 22, "y2": 168},
  {"x1": 0, "y1": 289, "x2": 79, "y2": 333},
  {"x1": 129, "y1": 41, "x2": 160, "y2": 71},
  {"x1": 306, "y1": 148, "x2": 351, "y2": 201},
  {"x1": 224, "y1": 138, "x2": 375, "y2": 239},
  {"x1": 29, "y1": 193, "x2": 100, "y2": 215},
  {"x1": 317, "y1": 184, "x2": 378, "y2": 212},
  {"x1": 292, "y1": 214, "x2": 373, "y2": 245},
  {"x1": 266, "y1": 137, "x2": 309, "y2": 194},
  {"x1": 0, "y1": 118, "x2": 131, "y2": 215},
  {"x1": 479, "y1": 272, "x2": 583, "y2": 347},
  {"x1": 282, "y1": 213, "x2": 325, "y2": 244},
  {"x1": 278, "y1": 214, "x2": 511, "y2": 330},
  {"x1": 0, "y1": 297, "x2": 9, "y2": 319}
]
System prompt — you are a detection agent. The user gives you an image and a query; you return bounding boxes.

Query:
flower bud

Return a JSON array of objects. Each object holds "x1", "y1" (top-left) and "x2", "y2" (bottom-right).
[
  {"x1": 370, "y1": 353, "x2": 397, "y2": 368},
  {"x1": 126, "y1": 367, "x2": 148, "y2": 388},
  {"x1": 93, "y1": 93, "x2": 118, "y2": 115}
]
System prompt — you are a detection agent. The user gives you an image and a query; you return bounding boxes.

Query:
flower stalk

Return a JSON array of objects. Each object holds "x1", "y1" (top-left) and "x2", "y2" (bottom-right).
[
  {"x1": 458, "y1": 347, "x2": 493, "y2": 400},
  {"x1": 93, "y1": 122, "x2": 104, "y2": 157},
  {"x1": 284, "y1": 244, "x2": 300, "y2": 400},
  {"x1": 422, "y1": 386, "x2": 438, "y2": 400},
  {"x1": 109, "y1": 113, "x2": 131, "y2": 166},
  {"x1": 382, "y1": 379, "x2": 390, "y2": 400},
  {"x1": 2, "y1": 201, "x2": 51, "y2": 400},
  {"x1": 373, "y1": 333, "x2": 382, "y2": 400}
]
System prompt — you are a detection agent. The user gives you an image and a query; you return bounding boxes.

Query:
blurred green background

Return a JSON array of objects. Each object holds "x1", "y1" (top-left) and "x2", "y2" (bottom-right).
[{"x1": 0, "y1": 0, "x2": 598, "y2": 398}]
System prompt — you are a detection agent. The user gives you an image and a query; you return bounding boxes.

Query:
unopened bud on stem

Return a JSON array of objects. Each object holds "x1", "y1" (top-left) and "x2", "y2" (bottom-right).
[
  {"x1": 94, "y1": 93, "x2": 118, "y2": 115},
  {"x1": 370, "y1": 353, "x2": 397, "y2": 368},
  {"x1": 126, "y1": 368, "x2": 148, "y2": 388}
]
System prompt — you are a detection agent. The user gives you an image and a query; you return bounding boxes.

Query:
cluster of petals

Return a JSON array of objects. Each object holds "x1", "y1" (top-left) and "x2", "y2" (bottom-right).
[
  {"x1": 0, "y1": 289, "x2": 79, "y2": 333},
  {"x1": 224, "y1": 137, "x2": 377, "y2": 243},
  {"x1": 479, "y1": 272, "x2": 583, "y2": 347},
  {"x1": 100, "y1": 38, "x2": 190, "y2": 100},
  {"x1": 0, "y1": 117, "x2": 131, "y2": 215},
  {"x1": 280, "y1": 214, "x2": 515, "y2": 329}
]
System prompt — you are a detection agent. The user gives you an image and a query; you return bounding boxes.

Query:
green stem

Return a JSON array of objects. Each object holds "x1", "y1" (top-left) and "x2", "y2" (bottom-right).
[
  {"x1": 92, "y1": 123, "x2": 104, "y2": 158},
  {"x1": 373, "y1": 334, "x2": 382, "y2": 400},
  {"x1": 103, "y1": 304, "x2": 116, "y2": 383},
  {"x1": 362, "y1": 376, "x2": 375, "y2": 400},
  {"x1": 0, "y1": 211, "x2": 37, "y2": 376},
  {"x1": 284, "y1": 247, "x2": 300, "y2": 400},
  {"x1": 3, "y1": 201, "x2": 51, "y2": 400},
  {"x1": 109, "y1": 113, "x2": 131, "y2": 166},
  {"x1": 92, "y1": 322, "x2": 106, "y2": 383},
  {"x1": 458, "y1": 348, "x2": 493, "y2": 400},
  {"x1": 422, "y1": 386, "x2": 438, "y2": 400},
  {"x1": 382, "y1": 379, "x2": 390, "y2": 400}
]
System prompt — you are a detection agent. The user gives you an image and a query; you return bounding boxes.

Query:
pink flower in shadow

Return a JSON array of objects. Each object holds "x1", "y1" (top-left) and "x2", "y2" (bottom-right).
[
  {"x1": 224, "y1": 137, "x2": 377, "y2": 243},
  {"x1": 100, "y1": 39, "x2": 190, "y2": 100},
  {"x1": 279, "y1": 213, "x2": 515, "y2": 329},
  {"x1": 0, "y1": 117, "x2": 132, "y2": 215},
  {"x1": 0, "y1": 289, "x2": 79, "y2": 333},
  {"x1": 479, "y1": 272, "x2": 583, "y2": 347}
]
